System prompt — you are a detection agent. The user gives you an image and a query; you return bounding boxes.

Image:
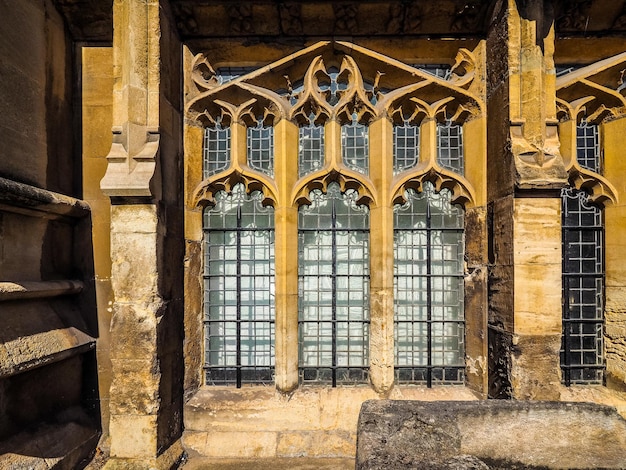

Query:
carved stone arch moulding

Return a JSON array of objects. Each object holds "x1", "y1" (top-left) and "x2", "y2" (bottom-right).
[
  {"x1": 192, "y1": 170, "x2": 278, "y2": 209},
  {"x1": 555, "y1": 51, "x2": 626, "y2": 205},
  {"x1": 391, "y1": 169, "x2": 476, "y2": 209},
  {"x1": 292, "y1": 170, "x2": 376, "y2": 209},
  {"x1": 568, "y1": 168, "x2": 618, "y2": 206},
  {"x1": 185, "y1": 40, "x2": 485, "y2": 128}
]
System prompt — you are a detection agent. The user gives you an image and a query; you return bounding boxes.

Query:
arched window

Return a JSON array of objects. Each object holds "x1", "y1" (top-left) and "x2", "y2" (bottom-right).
[
  {"x1": 298, "y1": 182, "x2": 370, "y2": 386},
  {"x1": 437, "y1": 120, "x2": 464, "y2": 175},
  {"x1": 394, "y1": 183, "x2": 465, "y2": 386},
  {"x1": 393, "y1": 121, "x2": 420, "y2": 174},
  {"x1": 203, "y1": 123, "x2": 230, "y2": 178},
  {"x1": 299, "y1": 117, "x2": 325, "y2": 177},
  {"x1": 561, "y1": 187, "x2": 604, "y2": 385},
  {"x1": 203, "y1": 184, "x2": 275, "y2": 386},
  {"x1": 188, "y1": 42, "x2": 482, "y2": 391}
]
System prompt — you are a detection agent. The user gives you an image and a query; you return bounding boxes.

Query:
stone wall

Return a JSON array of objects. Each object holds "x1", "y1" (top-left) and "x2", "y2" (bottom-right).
[{"x1": 0, "y1": 0, "x2": 100, "y2": 467}]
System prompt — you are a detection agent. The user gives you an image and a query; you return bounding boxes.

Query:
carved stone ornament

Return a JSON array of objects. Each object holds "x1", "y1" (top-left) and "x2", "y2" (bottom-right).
[
  {"x1": 555, "y1": 51, "x2": 626, "y2": 204},
  {"x1": 186, "y1": 41, "x2": 483, "y2": 208}
]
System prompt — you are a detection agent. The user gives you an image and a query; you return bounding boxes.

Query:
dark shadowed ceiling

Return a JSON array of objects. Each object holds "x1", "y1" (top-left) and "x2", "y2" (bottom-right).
[{"x1": 54, "y1": 0, "x2": 626, "y2": 43}]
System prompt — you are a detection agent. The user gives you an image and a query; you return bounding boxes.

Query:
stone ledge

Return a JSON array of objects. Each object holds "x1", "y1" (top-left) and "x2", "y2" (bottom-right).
[
  {"x1": 356, "y1": 400, "x2": 626, "y2": 469},
  {"x1": 0, "y1": 409, "x2": 99, "y2": 470},
  {"x1": 0, "y1": 176, "x2": 90, "y2": 220},
  {"x1": 0, "y1": 280, "x2": 84, "y2": 301}
]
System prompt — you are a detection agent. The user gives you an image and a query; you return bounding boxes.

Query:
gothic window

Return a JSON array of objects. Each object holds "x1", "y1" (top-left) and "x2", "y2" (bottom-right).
[
  {"x1": 247, "y1": 118, "x2": 274, "y2": 176},
  {"x1": 203, "y1": 124, "x2": 230, "y2": 178},
  {"x1": 342, "y1": 113, "x2": 369, "y2": 175},
  {"x1": 299, "y1": 118, "x2": 325, "y2": 177},
  {"x1": 298, "y1": 183, "x2": 370, "y2": 386},
  {"x1": 576, "y1": 119, "x2": 600, "y2": 173},
  {"x1": 188, "y1": 41, "x2": 482, "y2": 391},
  {"x1": 393, "y1": 122, "x2": 420, "y2": 174},
  {"x1": 394, "y1": 183, "x2": 465, "y2": 386},
  {"x1": 561, "y1": 188, "x2": 604, "y2": 385},
  {"x1": 203, "y1": 184, "x2": 275, "y2": 386},
  {"x1": 437, "y1": 120, "x2": 464, "y2": 175}
]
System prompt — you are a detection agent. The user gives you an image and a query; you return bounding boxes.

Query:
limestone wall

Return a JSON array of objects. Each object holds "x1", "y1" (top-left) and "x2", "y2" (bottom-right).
[{"x1": 0, "y1": 0, "x2": 100, "y2": 467}]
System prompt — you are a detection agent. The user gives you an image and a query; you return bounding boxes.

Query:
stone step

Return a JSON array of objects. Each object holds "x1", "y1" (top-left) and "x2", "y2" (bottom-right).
[{"x1": 182, "y1": 457, "x2": 354, "y2": 470}]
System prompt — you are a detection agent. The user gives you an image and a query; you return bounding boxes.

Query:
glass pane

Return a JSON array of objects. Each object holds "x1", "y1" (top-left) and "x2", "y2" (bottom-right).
[
  {"x1": 437, "y1": 121, "x2": 464, "y2": 175},
  {"x1": 248, "y1": 121, "x2": 274, "y2": 177},
  {"x1": 342, "y1": 114, "x2": 369, "y2": 175},
  {"x1": 203, "y1": 125, "x2": 231, "y2": 178},
  {"x1": 576, "y1": 120, "x2": 600, "y2": 173},
  {"x1": 298, "y1": 182, "x2": 370, "y2": 385},
  {"x1": 203, "y1": 183, "x2": 275, "y2": 386},
  {"x1": 561, "y1": 187, "x2": 604, "y2": 385},
  {"x1": 299, "y1": 121, "x2": 325, "y2": 177},
  {"x1": 393, "y1": 123, "x2": 419, "y2": 174},
  {"x1": 393, "y1": 182, "x2": 465, "y2": 386}
]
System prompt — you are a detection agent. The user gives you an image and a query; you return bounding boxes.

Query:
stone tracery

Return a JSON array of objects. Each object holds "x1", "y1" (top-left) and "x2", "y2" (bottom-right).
[
  {"x1": 186, "y1": 41, "x2": 483, "y2": 208},
  {"x1": 555, "y1": 52, "x2": 626, "y2": 204}
]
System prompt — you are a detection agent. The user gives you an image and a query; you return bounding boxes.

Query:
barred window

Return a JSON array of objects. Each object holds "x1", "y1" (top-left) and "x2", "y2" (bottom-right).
[
  {"x1": 394, "y1": 182, "x2": 465, "y2": 386},
  {"x1": 437, "y1": 120, "x2": 464, "y2": 175},
  {"x1": 203, "y1": 125, "x2": 230, "y2": 178},
  {"x1": 561, "y1": 187, "x2": 604, "y2": 385},
  {"x1": 576, "y1": 120, "x2": 600, "y2": 173},
  {"x1": 298, "y1": 182, "x2": 370, "y2": 386},
  {"x1": 393, "y1": 122, "x2": 420, "y2": 174},
  {"x1": 203, "y1": 184, "x2": 275, "y2": 387},
  {"x1": 299, "y1": 120, "x2": 325, "y2": 177},
  {"x1": 247, "y1": 119, "x2": 274, "y2": 176},
  {"x1": 342, "y1": 114, "x2": 369, "y2": 175}
]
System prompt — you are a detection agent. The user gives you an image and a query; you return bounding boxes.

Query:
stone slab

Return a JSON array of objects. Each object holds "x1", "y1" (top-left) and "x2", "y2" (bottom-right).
[{"x1": 356, "y1": 400, "x2": 626, "y2": 469}]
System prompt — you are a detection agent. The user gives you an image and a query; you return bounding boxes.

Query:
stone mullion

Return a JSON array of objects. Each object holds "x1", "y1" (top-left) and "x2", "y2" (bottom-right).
[
  {"x1": 274, "y1": 119, "x2": 299, "y2": 392},
  {"x1": 368, "y1": 118, "x2": 395, "y2": 394},
  {"x1": 420, "y1": 118, "x2": 438, "y2": 167},
  {"x1": 231, "y1": 121, "x2": 248, "y2": 169}
]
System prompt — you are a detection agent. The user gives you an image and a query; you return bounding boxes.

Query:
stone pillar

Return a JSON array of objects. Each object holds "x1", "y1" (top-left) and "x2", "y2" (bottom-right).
[
  {"x1": 486, "y1": 0, "x2": 568, "y2": 400},
  {"x1": 603, "y1": 117, "x2": 626, "y2": 389},
  {"x1": 101, "y1": 0, "x2": 184, "y2": 467}
]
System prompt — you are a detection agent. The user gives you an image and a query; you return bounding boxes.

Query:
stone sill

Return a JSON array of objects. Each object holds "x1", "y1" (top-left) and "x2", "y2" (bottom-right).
[{"x1": 184, "y1": 385, "x2": 480, "y2": 431}]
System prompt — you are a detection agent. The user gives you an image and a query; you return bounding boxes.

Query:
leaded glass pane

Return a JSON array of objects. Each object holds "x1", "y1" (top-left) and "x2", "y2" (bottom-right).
[
  {"x1": 342, "y1": 114, "x2": 369, "y2": 175},
  {"x1": 576, "y1": 120, "x2": 600, "y2": 173},
  {"x1": 561, "y1": 187, "x2": 604, "y2": 385},
  {"x1": 203, "y1": 183, "x2": 275, "y2": 386},
  {"x1": 299, "y1": 121, "x2": 325, "y2": 177},
  {"x1": 247, "y1": 121, "x2": 274, "y2": 177},
  {"x1": 203, "y1": 125, "x2": 230, "y2": 178},
  {"x1": 298, "y1": 182, "x2": 370, "y2": 386},
  {"x1": 437, "y1": 121, "x2": 464, "y2": 175},
  {"x1": 394, "y1": 182, "x2": 465, "y2": 386},
  {"x1": 393, "y1": 123, "x2": 420, "y2": 174}
]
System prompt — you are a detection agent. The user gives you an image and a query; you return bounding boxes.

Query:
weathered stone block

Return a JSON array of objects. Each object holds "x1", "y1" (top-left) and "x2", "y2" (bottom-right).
[
  {"x1": 109, "y1": 414, "x2": 158, "y2": 459},
  {"x1": 277, "y1": 430, "x2": 355, "y2": 458},
  {"x1": 356, "y1": 400, "x2": 626, "y2": 469}
]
